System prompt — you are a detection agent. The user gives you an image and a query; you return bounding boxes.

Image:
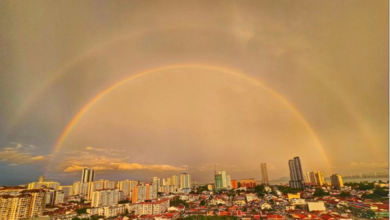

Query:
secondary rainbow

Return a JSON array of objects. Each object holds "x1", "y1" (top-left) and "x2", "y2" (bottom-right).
[{"x1": 52, "y1": 64, "x2": 331, "y2": 166}]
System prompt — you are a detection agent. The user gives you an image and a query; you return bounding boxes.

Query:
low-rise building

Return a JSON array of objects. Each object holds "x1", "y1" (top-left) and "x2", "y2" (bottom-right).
[
  {"x1": 88, "y1": 204, "x2": 126, "y2": 218},
  {"x1": 131, "y1": 199, "x2": 170, "y2": 215}
]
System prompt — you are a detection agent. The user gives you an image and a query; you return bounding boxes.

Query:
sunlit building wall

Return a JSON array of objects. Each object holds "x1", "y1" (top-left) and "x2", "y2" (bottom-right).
[
  {"x1": 288, "y1": 157, "x2": 305, "y2": 189},
  {"x1": 261, "y1": 163, "x2": 269, "y2": 185},
  {"x1": 81, "y1": 168, "x2": 95, "y2": 183},
  {"x1": 330, "y1": 174, "x2": 344, "y2": 189}
]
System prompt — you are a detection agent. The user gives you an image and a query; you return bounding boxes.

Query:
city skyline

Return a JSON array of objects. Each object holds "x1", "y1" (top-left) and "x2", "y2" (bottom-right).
[{"x1": 0, "y1": 1, "x2": 388, "y2": 185}]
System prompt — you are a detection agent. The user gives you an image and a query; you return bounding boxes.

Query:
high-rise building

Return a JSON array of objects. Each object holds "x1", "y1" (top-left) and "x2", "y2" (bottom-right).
[
  {"x1": 172, "y1": 175, "x2": 180, "y2": 191},
  {"x1": 81, "y1": 168, "x2": 95, "y2": 183},
  {"x1": 91, "y1": 189, "x2": 119, "y2": 207},
  {"x1": 239, "y1": 178, "x2": 258, "y2": 188},
  {"x1": 0, "y1": 189, "x2": 46, "y2": 220},
  {"x1": 80, "y1": 182, "x2": 90, "y2": 197},
  {"x1": 55, "y1": 191, "x2": 65, "y2": 205},
  {"x1": 152, "y1": 177, "x2": 160, "y2": 189},
  {"x1": 308, "y1": 171, "x2": 325, "y2": 186},
  {"x1": 304, "y1": 172, "x2": 311, "y2": 183},
  {"x1": 330, "y1": 174, "x2": 344, "y2": 189},
  {"x1": 104, "y1": 180, "x2": 115, "y2": 189},
  {"x1": 214, "y1": 170, "x2": 234, "y2": 191},
  {"x1": 231, "y1": 180, "x2": 238, "y2": 189},
  {"x1": 214, "y1": 170, "x2": 233, "y2": 191},
  {"x1": 215, "y1": 174, "x2": 223, "y2": 190},
  {"x1": 87, "y1": 180, "x2": 104, "y2": 200},
  {"x1": 220, "y1": 171, "x2": 227, "y2": 188},
  {"x1": 180, "y1": 173, "x2": 191, "y2": 192},
  {"x1": 226, "y1": 175, "x2": 232, "y2": 190},
  {"x1": 72, "y1": 181, "x2": 81, "y2": 195},
  {"x1": 44, "y1": 189, "x2": 56, "y2": 206},
  {"x1": 261, "y1": 163, "x2": 269, "y2": 186},
  {"x1": 28, "y1": 176, "x2": 60, "y2": 191},
  {"x1": 288, "y1": 157, "x2": 305, "y2": 189},
  {"x1": 59, "y1": 185, "x2": 72, "y2": 199},
  {"x1": 117, "y1": 180, "x2": 138, "y2": 199},
  {"x1": 131, "y1": 184, "x2": 157, "y2": 203}
]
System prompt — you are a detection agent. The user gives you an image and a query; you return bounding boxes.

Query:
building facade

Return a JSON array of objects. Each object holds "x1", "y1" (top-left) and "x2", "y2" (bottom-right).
[
  {"x1": 261, "y1": 163, "x2": 269, "y2": 186},
  {"x1": 308, "y1": 171, "x2": 325, "y2": 186},
  {"x1": 81, "y1": 168, "x2": 95, "y2": 183},
  {"x1": 288, "y1": 157, "x2": 305, "y2": 189},
  {"x1": 330, "y1": 174, "x2": 344, "y2": 189},
  {"x1": 91, "y1": 189, "x2": 119, "y2": 208},
  {"x1": 180, "y1": 173, "x2": 191, "y2": 190},
  {"x1": 131, "y1": 184, "x2": 157, "y2": 203},
  {"x1": 0, "y1": 189, "x2": 45, "y2": 220}
]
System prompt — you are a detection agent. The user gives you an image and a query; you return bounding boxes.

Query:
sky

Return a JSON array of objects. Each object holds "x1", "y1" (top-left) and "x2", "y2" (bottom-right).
[{"x1": 0, "y1": 0, "x2": 388, "y2": 186}]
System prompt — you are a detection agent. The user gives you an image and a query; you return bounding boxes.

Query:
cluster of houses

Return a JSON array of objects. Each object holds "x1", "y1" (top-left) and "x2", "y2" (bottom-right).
[{"x1": 39, "y1": 182, "x2": 390, "y2": 220}]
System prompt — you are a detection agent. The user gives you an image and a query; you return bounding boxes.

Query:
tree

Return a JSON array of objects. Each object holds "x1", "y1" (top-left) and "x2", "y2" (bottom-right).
[
  {"x1": 76, "y1": 207, "x2": 88, "y2": 214},
  {"x1": 119, "y1": 199, "x2": 130, "y2": 204},
  {"x1": 198, "y1": 185, "x2": 209, "y2": 192},
  {"x1": 170, "y1": 197, "x2": 189, "y2": 208},
  {"x1": 338, "y1": 192, "x2": 351, "y2": 198},
  {"x1": 362, "y1": 210, "x2": 376, "y2": 219},
  {"x1": 373, "y1": 188, "x2": 388, "y2": 197},
  {"x1": 344, "y1": 182, "x2": 375, "y2": 190},
  {"x1": 277, "y1": 186, "x2": 300, "y2": 194},
  {"x1": 313, "y1": 189, "x2": 329, "y2": 197},
  {"x1": 362, "y1": 188, "x2": 389, "y2": 200},
  {"x1": 178, "y1": 216, "x2": 238, "y2": 220},
  {"x1": 254, "y1": 185, "x2": 266, "y2": 197},
  {"x1": 121, "y1": 208, "x2": 130, "y2": 216}
]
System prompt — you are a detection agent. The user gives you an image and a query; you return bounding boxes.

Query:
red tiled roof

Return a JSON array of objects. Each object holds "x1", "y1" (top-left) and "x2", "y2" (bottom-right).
[
  {"x1": 220, "y1": 211, "x2": 231, "y2": 216},
  {"x1": 267, "y1": 214, "x2": 284, "y2": 219}
]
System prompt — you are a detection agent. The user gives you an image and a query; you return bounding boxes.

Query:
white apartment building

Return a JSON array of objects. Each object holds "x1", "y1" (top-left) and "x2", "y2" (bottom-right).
[{"x1": 91, "y1": 189, "x2": 119, "y2": 208}]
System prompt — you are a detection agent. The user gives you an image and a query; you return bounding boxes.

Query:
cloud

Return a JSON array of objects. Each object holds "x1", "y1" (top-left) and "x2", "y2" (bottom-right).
[
  {"x1": 64, "y1": 165, "x2": 114, "y2": 172},
  {"x1": 59, "y1": 151, "x2": 187, "y2": 173},
  {"x1": 114, "y1": 163, "x2": 186, "y2": 171},
  {"x1": 31, "y1": 155, "x2": 46, "y2": 161},
  {"x1": 85, "y1": 146, "x2": 124, "y2": 155},
  {"x1": 0, "y1": 143, "x2": 49, "y2": 165},
  {"x1": 63, "y1": 162, "x2": 186, "y2": 173},
  {"x1": 349, "y1": 162, "x2": 388, "y2": 167}
]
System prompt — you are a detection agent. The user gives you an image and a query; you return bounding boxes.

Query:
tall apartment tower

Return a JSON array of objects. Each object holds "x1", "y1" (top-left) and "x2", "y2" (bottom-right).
[
  {"x1": 330, "y1": 174, "x2": 344, "y2": 189},
  {"x1": 214, "y1": 173, "x2": 223, "y2": 191},
  {"x1": 309, "y1": 171, "x2": 325, "y2": 186},
  {"x1": 81, "y1": 168, "x2": 95, "y2": 183},
  {"x1": 0, "y1": 189, "x2": 46, "y2": 220},
  {"x1": 180, "y1": 173, "x2": 191, "y2": 189},
  {"x1": 172, "y1": 175, "x2": 180, "y2": 189},
  {"x1": 226, "y1": 175, "x2": 232, "y2": 190},
  {"x1": 288, "y1": 157, "x2": 305, "y2": 189},
  {"x1": 260, "y1": 163, "x2": 269, "y2": 186},
  {"x1": 152, "y1": 177, "x2": 160, "y2": 189}
]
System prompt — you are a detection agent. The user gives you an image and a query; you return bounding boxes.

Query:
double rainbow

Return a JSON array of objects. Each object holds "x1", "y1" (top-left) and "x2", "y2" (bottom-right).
[{"x1": 50, "y1": 64, "x2": 331, "y2": 166}]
